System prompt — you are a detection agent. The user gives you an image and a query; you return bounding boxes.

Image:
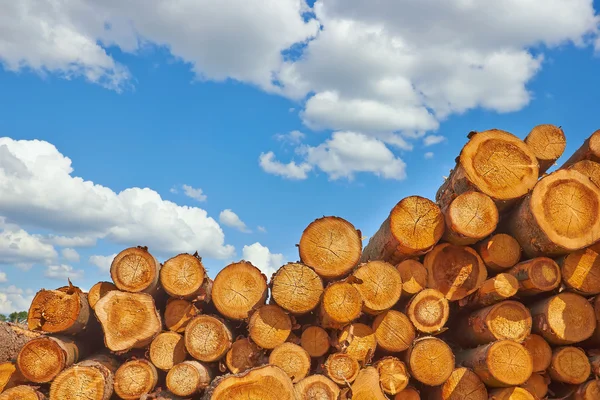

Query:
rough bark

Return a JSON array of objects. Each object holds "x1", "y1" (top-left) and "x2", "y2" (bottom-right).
[
  {"x1": 49, "y1": 354, "x2": 119, "y2": 400},
  {"x1": 524, "y1": 124, "x2": 566, "y2": 175},
  {"x1": 376, "y1": 357, "x2": 409, "y2": 395},
  {"x1": 406, "y1": 288, "x2": 449, "y2": 333},
  {"x1": 248, "y1": 304, "x2": 291, "y2": 350},
  {"x1": 548, "y1": 347, "x2": 591, "y2": 384},
  {"x1": 113, "y1": 359, "x2": 158, "y2": 400},
  {"x1": 430, "y1": 367, "x2": 487, "y2": 400},
  {"x1": 352, "y1": 260, "x2": 402, "y2": 315},
  {"x1": 521, "y1": 334, "x2": 552, "y2": 372},
  {"x1": 569, "y1": 160, "x2": 600, "y2": 188},
  {"x1": 557, "y1": 242, "x2": 600, "y2": 295},
  {"x1": 269, "y1": 343, "x2": 311, "y2": 383},
  {"x1": 110, "y1": 246, "x2": 161, "y2": 295},
  {"x1": 149, "y1": 331, "x2": 187, "y2": 371},
  {"x1": 87, "y1": 282, "x2": 117, "y2": 310},
  {"x1": 372, "y1": 310, "x2": 415, "y2": 353},
  {"x1": 160, "y1": 252, "x2": 209, "y2": 300},
  {"x1": 476, "y1": 233, "x2": 522, "y2": 272},
  {"x1": 337, "y1": 323, "x2": 377, "y2": 364},
  {"x1": 442, "y1": 191, "x2": 499, "y2": 245},
  {"x1": 271, "y1": 262, "x2": 323, "y2": 315},
  {"x1": 293, "y1": 375, "x2": 340, "y2": 400},
  {"x1": 166, "y1": 360, "x2": 211, "y2": 397},
  {"x1": 396, "y1": 259, "x2": 427, "y2": 295},
  {"x1": 350, "y1": 367, "x2": 387, "y2": 400},
  {"x1": 225, "y1": 337, "x2": 262, "y2": 374},
  {"x1": 300, "y1": 326, "x2": 330, "y2": 358},
  {"x1": 506, "y1": 257, "x2": 561, "y2": 296},
  {"x1": 405, "y1": 337, "x2": 455, "y2": 386},
  {"x1": 520, "y1": 372, "x2": 549, "y2": 399},
  {"x1": 203, "y1": 365, "x2": 295, "y2": 400},
  {"x1": 184, "y1": 315, "x2": 232, "y2": 362},
  {"x1": 459, "y1": 273, "x2": 519, "y2": 308},
  {"x1": 163, "y1": 298, "x2": 200, "y2": 333},
  {"x1": 560, "y1": 129, "x2": 600, "y2": 168},
  {"x1": 28, "y1": 284, "x2": 90, "y2": 335},
  {"x1": 0, "y1": 323, "x2": 41, "y2": 362},
  {"x1": 324, "y1": 353, "x2": 360, "y2": 385},
  {"x1": 0, "y1": 386, "x2": 46, "y2": 400},
  {"x1": 319, "y1": 281, "x2": 363, "y2": 328}
]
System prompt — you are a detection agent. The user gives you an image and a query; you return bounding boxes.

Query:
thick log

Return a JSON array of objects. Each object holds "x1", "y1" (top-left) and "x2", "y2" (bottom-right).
[
  {"x1": 184, "y1": 315, "x2": 232, "y2": 362},
  {"x1": 476, "y1": 233, "x2": 522, "y2": 272},
  {"x1": 376, "y1": 357, "x2": 409, "y2": 395},
  {"x1": 271, "y1": 263, "x2": 323, "y2": 315},
  {"x1": 160, "y1": 253, "x2": 209, "y2": 300},
  {"x1": 298, "y1": 216, "x2": 362, "y2": 279},
  {"x1": 442, "y1": 191, "x2": 498, "y2": 245},
  {"x1": 520, "y1": 373, "x2": 548, "y2": 399},
  {"x1": 28, "y1": 284, "x2": 89, "y2": 335},
  {"x1": 573, "y1": 380, "x2": 600, "y2": 400},
  {"x1": 17, "y1": 335, "x2": 87, "y2": 383},
  {"x1": 396, "y1": 259, "x2": 427, "y2": 295},
  {"x1": 248, "y1": 305, "x2": 291, "y2": 350},
  {"x1": 506, "y1": 169, "x2": 600, "y2": 258},
  {"x1": 506, "y1": 257, "x2": 561, "y2": 296},
  {"x1": 548, "y1": 347, "x2": 591, "y2": 384},
  {"x1": 456, "y1": 340, "x2": 532, "y2": 387},
  {"x1": 300, "y1": 326, "x2": 329, "y2": 358},
  {"x1": 459, "y1": 273, "x2": 519, "y2": 309},
  {"x1": 113, "y1": 359, "x2": 158, "y2": 400},
  {"x1": 225, "y1": 337, "x2": 262, "y2": 374},
  {"x1": 371, "y1": 310, "x2": 415, "y2": 353},
  {"x1": 524, "y1": 124, "x2": 566, "y2": 175},
  {"x1": 560, "y1": 129, "x2": 600, "y2": 168},
  {"x1": 352, "y1": 260, "x2": 402, "y2": 315},
  {"x1": 569, "y1": 160, "x2": 600, "y2": 187},
  {"x1": 350, "y1": 367, "x2": 387, "y2": 400},
  {"x1": 405, "y1": 337, "x2": 454, "y2": 386},
  {"x1": 293, "y1": 375, "x2": 339, "y2": 400},
  {"x1": 211, "y1": 261, "x2": 267, "y2": 320},
  {"x1": 0, "y1": 323, "x2": 41, "y2": 362},
  {"x1": 49, "y1": 354, "x2": 119, "y2": 400},
  {"x1": 361, "y1": 196, "x2": 444, "y2": 265},
  {"x1": 530, "y1": 292, "x2": 595, "y2": 345},
  {"x1": 337, "y1": 323, "x2": 377, "y2": 364},
  {"x1": 319, "y1": 281, "x2": 363, "y2": 328},
  {"x1": 454, "y1": 300, "x2": 532, "y2": 346},
  {"x1": 423, "y1": 243, "x2": 487, "y2": 301},
  {"x1": 406, "y1": 289, "x2": 449, "y2": 333},
  {"x1": 430, "y1": 367, "x2": 487, "y2": 400},
  {"x1": 269, "y1": 343, "x2": 311, "y2": 383},
  {"x1": 557, "y1": 242, "x2": 600, "y2": 296},
  {"x1": 149, "y1": 331, "x2": 187, "y2": 371},
  {"x1": 110, "y1": 246, "x2": 161, "y2": 294},
  {"x1": 94, "y1": 291, "x2": 161, "y2": 352},
  {"x1": 394, "y1": 387, "x2": 420, "y2": 399},
  {"x1": 166, "y1": 360, "x2": 211, "y2": 397},
  {"x1": 324, "y1": 353, "x2": 360, "y2": 385},
  {"x1": 87, "y1": 282, "x2": 117, "y2": 310},
  {"x1": 436, "y1": 129, "x2": 539, "y2": 211},
  {"x1": 0, "y1": 363, "x2": 26, "y2": 393},
  {"x1": 164, "y1": 298, "x2": 200, "y2": 333},
  {"x1": 488, "y1": 387, "x2": 535, "y2": 400},
  {"x1": 203, "y1": 365, "x2": 295, "y2": 400},
  {"x1": 521, "y1": 334, "x2": 552, "y2": 372},
  {"x1": 0, "y1": 386, "x2": 46, "y2": 400}
]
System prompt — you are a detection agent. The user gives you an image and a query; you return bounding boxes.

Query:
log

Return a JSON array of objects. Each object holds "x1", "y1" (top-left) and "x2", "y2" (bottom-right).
[
  {"x1": 149, "y1": 331, "x2": 187, "y2": 371},
  {"x1": 405, "y1": 337, "x2": 454, "y2": 386},
  {"x1": 87, "y1": 282, "x2": 117, "y2": 310},
  {"x1": 431, "y1": 367, "x2": 487, "y2": 400},
  {"x1": 590, "y1": 353, "x2": 600, "y2": 377},
  {"x1": 454, "y1": 300, "x2": 532, "y2": 346},
  {"x1": 394, "y1": 387, "x2": 420, "y2": 400},
  {"x1": 0, "y1": 386, "x2": 46, "y2": 400},
  {"x1": 113, "y1": 359, "x2": 158, "y2": 400},
  {"x1": 211, "y1": 261, "x2": 268, "y2": 320},
  {"x1": 530, "y1": 292, "x2": 595, "y2": 345},
  {"x1": 0, "y1": 323, "x2": 41, "y2": 362},
  {"x1": 521, "y1": 334, "x2": 552, "y2": 372},
  {"x1": 17, "y1": 335, "x2": 87, "y2": 383},
  {"x1": 506, "y1": 257, "x2": 561, "y2": 296},
  {"x1": 350, "y1": 367, "x2": 387, "y2": 400},
  {"x1": 324, "y1": 352, "x2": 360, "y2": 385},
  {"x1": 110, "y1": 246, "x2": 161, "y2": 294},
  {"x1": 456, "y1": 340, "x2": 532, "y2": 387},
  {"x1": 28, "y1": 284, "x2": 89, "y2": 335},
  {"x1": 248, "y1": 304, "x2": 291, "y2": 350},
  {"x1": 319, "y1": 281, "x2": 363, "y2": 328},
  {"x1": 352, "y1": 260, "x2": 402, "y2": 315},
  {"x1": 506, "y1": 169, "x2": 600, "y2": 258},
  {"x1": 423, "y1": 243, "x2": 487, "y2": 301},
  {"x1": 584, "y1": 295, "x2": 600, "y2": 346},
  {"x1": 271, "y1": 263, "x2": 323, "y2": 315},
  {"x1": 49, "y1": 354, "x2": 119, "y2": 400},
  {"x1": 488, "y1": 387, "x2": 535, "y2": 400},
  {"x1": 560, "y1": 129, "x2": 600, "y2": 168},
  {"x1": 300, "y1": 326, "x2": 330, "y2": 358},
  {"x1": 459, "y1": 273, "x2": 519, "y2": 308},
  {"x1": 203, "y1": 365, "x2": 295, "y2": 400},
  {"x1": 548, "y1": 346, "x2": 591, "y2": 384},
  {"x1": 94, "y1": 291, "x2": 161, "y2": 352},
  {"x1": 0, "y1": 363, "x2": 26, "y2": 393},
  {"x1": 298, "y1": 216, "x2": 362, "y2": 279},
  {"x1": 372, "y1": 310, "x2": 415, "y2": 352},
  {"x1": 337, "y1": 323, "x2": 377, "y2": 364},
  {"x1": 166, "y1": 360, "x2": 211, "y2": 397},
  {"x1": 140, "y1": 390, "x2": 185, "y2": 400},
  {"x1": 520, "y1": 373, "x2": 548, "y2": 399},
  {"x1": 225, "y1": 337, "x2": 262, "y2": 374},
  {"x1": 476, "y1": 233, "x2": 522, "y2": 272},
  {"x1": 376, "y1": 357, "x2": 409, "y2": 395},
  {"x1": 573, "y1": 380, "x2": 600, "y2": 400},
  {"x1": 396, "y1": 259, "x2": 427, "y2": 295},
  {"x1": 160, "y1": 253, "x2": 209, "y2": 300},
  {"x1": 442, "y1": 191, "x2": 498, "y2": 245},
  {"x1": 569, "y1": 160, "x2": 600, "y2": 188},
  {"x1": 524, "y1": 124, "x2": 566, "y2": 175},
  {"x1": 361, "y1": 196, "x2": 445, "y2": 265},
  {"x1": 293, "y1": 375, "x2": 339, "y2": 400},
  {"x1": 164, "y1": 298, "x2": 200, "y2": 333},
  {"x1": 557, "y1": 242, "x2": 600, "y2": 295},
  {"x1": 269, "y1": 343, "x2": 311, "y2": 383},
  {"x1": 184, "y1": 315, "x2": 232, "y2": 362},
  {"x1": 406, "y1": 288, "x2": 449, "y2": 333},
  {"x1": 436, "y1": 129, "x2": 539, "y2": 211}
]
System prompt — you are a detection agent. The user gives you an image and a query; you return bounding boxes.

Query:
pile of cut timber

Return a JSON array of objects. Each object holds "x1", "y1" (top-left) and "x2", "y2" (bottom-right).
[{"x1": 2, "y1": 126, "x2": 600, "y2": 400}]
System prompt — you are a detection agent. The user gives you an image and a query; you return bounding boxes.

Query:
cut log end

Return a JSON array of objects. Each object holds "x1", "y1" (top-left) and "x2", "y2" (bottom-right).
[
  {"x1": 0, "y1": 385, "x2": 46, "y2": 400},
  {"x1": 164, "y1": 298, "x2": 200, "y2": 333},
  {"x1": 521, "y1": 334, "x2": 552, "y2": 372},
  {"x1": 394, "y1": 387, "x2": 420, "y2": 400},
  {"x1": 166, "y1": 361, "x2": 211, "y2": 397},
  {"x1": 110, "y1": 247, "x2": 160, "y2": 293},
  {"x1": 443, "y1": 191, "x2": 498, "y2": 245},
  {"x1": 28, "y1": 286, "x2": 89, "y2": 335},
  {"x1": 484, "y1": 301, "x2": 532, "y2": 343},
  {"x1": 574, "y1": 380, "x2": 600, "y2": 400},
  {"x1": 351, "y1": 367, "x2": 387, "y2": 400},
  {"x1": 559, "y1": 243, "x2": 600, "y2": 295},
  {"x1": 436, "y1": 367, "x2": 487, "y2": 400},
  {"x1": 372, "y1": 310, "x2": 415, "y2": 352},
  {"x1": 507, "y1": 257, "x2": 561, "y2": 296},
  {"x1": 271, "y1": 263, "x2": 323, "y2": 315},
  {"x1": 476, "y1": 234, "x2": 521, "y2": 272},
  {"x1": 50, "y1": 355, "x2": 119, "y2": 400},
  {"x1": 184, "y1": 315, "x2": 232, "y2": 362},
  {"x1": 17, "y1": 336, "x2": 77, "y2": 383},
  {"x1": 114, "y1": 359, "x2": 158, "y2": 400},
  {"x1": 0, "y1": 363, "x2": 25, "y2": 393},
  {"x1": 321, "y1": 282, "x2": 363, "y2": 326},
  {"x1": 248, "y1": 305, "x2": 291, "y2": 350},
  {"x1": 324, "y1": 353, "x2": 360, "y2": 386},
  {"x1": 88, "y1": 282, "x2": 117, "y2": 310},
  {"x1": 352, "y1": 260, "x2": 402, "y2": 314},
  {"x1": 548, "y1": 347, "x2": 591, "y2": 384},
  {"x1": 521, "y1": 373, "x2": 548, "y2": 399},
  {"x1": 299, "y1": 216, "x2": 362, "y2": 279},
  {"x1": 300, "y1": 326, "x2": 329, "y2": 358},
  {"x1": 570, "y1": 160, "x2": 600, "y2": 188},
  {"x1": 212, "y1": 261, "x2": 267, "y2": 320},
  {"x1": 406, "y1": 337, "x2": 454, "y2": 386},
  {"x1": 396, "y1": 259, "x2": 427, "y2": 295},
  {"x1": 376, "y1": 357, "x2": 409, "y2": 395},
  {"x1": 461, "y1": 273, "x2": 519, "y2": 309},
  {"x1": 407, "y1": 289, "x2": 449, "y2": 333},
  {"x1": 338, "y1": 323, "x2": 377, "y2": 364},
  {"x1": 488, "y1": 387, "x2": 535, "y2": 400},
  {"x1": 149, "y1": 331, "x2": 187, "y2": 371},
  {"x1": 0, "y1": 323, "x2": 42, "y2": 364},
  {"x1": 293, "y1": 375, "x2": 340, "y2": 400},
  {"x1": 205, "y1": 365, "x2": 295, "y2": 400},
  {"x1": 560, "y1": 129, "x2": 600, "y2": 168},
  {"x1": 225, "y1": 337, "x2": 262, "y2": 374},
  {"x1": 525, "y1": 124, "x2": 566, "y2": 174},
  {"x1": 269, "y1": 343, "x2": 311, "y2": 384},
  {"x1": 160, "y1": 253, "x2": 206, "y2": 299}
]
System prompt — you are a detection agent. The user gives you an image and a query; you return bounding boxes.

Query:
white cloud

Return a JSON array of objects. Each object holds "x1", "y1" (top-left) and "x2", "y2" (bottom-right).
[
  {"x1": 61, "y1": 248, "x2": 80, "y2": 263},
  {"x1": 0, "y1": 285, "x2": 34, "y2": 314},
  {"x1": 274, "y1": 130, "x2": 306, "y2": 144},
  {"x1": 0, "y1": 138, "x2": 234, "y2": 259},
  {"x1": 219, "y1": 209, "x2": 251, "y2": 233},
  {"x1": 40, "y1": 234, "x2": 97, "y2": 248},
  {"x1": 424, "y1": 152, "x2": 434, "y2": 159},
  {"x1": 0, "y1": 272, "x2": 7, "y2": 283},
  {"x1": 89, "y1": 254, "x2": 117, "y2": 273},
  {"x1": 0, "y1": 219, "x2": 58, "y2": 269},
  {"x1": 257, "y1": 226, "x2": 267, "y2": 233},
  {"x1": 423, "y1": 135, "x2": 446, "y2": 146},
  {"x1": 242, "y1": 242, "x2": 285, "y2": 278},
  {"x1": 259, "y1": 152, "x2": 312, "y2": 180},
  {"x1": 169, "y1": 187, "x2": 178, "y2": 194},
  {"x1": 45, "y1": 264, "x2": 84, "y2": 280},
  {"x1": 182, "y1": 185, "x2": 207, "y2": 202}
]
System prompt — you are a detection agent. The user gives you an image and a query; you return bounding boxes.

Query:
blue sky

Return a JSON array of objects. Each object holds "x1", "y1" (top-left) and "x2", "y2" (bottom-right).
[{"x1": 0, "y1": 0, "x2": 600, "y2": 312}]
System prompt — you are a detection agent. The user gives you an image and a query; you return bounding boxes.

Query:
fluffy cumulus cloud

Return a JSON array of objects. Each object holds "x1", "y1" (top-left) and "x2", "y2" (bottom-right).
[
  {"x1": 259, "y1": 152, "x2": 312, "y2": 180},
  {"x1": 61, "y1": 248, "x2": 80, "y2": 263},
  {"x1": 219, "y1": 209, "x2": 251, "y2": 233},
  {"x1": 182, "y1": 185, "x2": 207, "y2": 202},
  {"x1": 242, "y1": 242, "x2": 285, "y2": 278},
  {"x1": 0, "y1": 286, "x2": 35, "y2": 314},
  {"x1": 0, "y1": 272, "x2": 6, "y2": 283},
  {"x1": 0, "y1": 218, "x2": 58, "y2": 269},
  {"x1": 423, "y1": 135, "x2": 446, "y2": 146},
  {"x1": 0, "y1": 138, "x2": 235, "y2": 259},
  {"x1": 89, "y1": 254, "x2": 118, "y2": 273},
  {"x1": 45, "y1": 264, "x2": 84, "y2": 280},
  {"x1": 274, "y1": 130, "x2": 306, "y2": 145}
]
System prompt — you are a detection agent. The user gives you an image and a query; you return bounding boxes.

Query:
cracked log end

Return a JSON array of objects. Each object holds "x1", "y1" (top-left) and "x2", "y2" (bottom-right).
[
  {"x1": 271, "y1": 263, "x2": 323, "y2": 315},
  {"x1": 324, "y1": 352, "x2": 360, "y2": 386},
  {"x1": 352, "y1": 260, "x2": 402, "y2": 315},
  {"x1": 160, "y1": 253, "x2": 207, "y2": 299},
  {"x1": 166, "y1": 360, "x2": 211, "y2": 397},
  {"x1": 212, "y1": 261, "x2": 267, "y2": 320},
  {"x1": 294, "y1": 374, "x2": 339, "y2": 400},
  {"x1": 300, "y1": 326, "x2": 329, "y2": 358},
  {"x1": 376, "y1": 357, "x2": 409, "y2": 395},
  {"x1": 435, "y1": 367, "x2": 487, "y2": 400},
  {"x1": 204, "y1": 365, "x2": 295, "y2": 400},
  {"x1": 524, "y1": 124, "x2": 566, "y2": 175},
  {"x1": 406, "y1": 337, "x2": 454, "y2": 387},
  {"x1": 110, "y1": 247, "x2": 160, "y2": 294},
  {"x1": 372, "y1": 310, "x2": 415, "y2": 353},
  {"x1": 149, "y1": 331, "x2": 187, "y2": 371},
  {"x1": 114, "y1": 359, "x2": 158, "y2": 400},
  {"x1": 406, "y1": 288, "x2": 449, "y2": 334},
  {"x1": 269, "y1": 343, "x2": 311, "y2": 384},
  {"x1": 184, "y1": 315, "x2": 232, "y2": 362},
  {"x1": 248, "y1": 304, "x2": 291, "y2": 350},
  {"x1": 320, "y1": 282, "x2": 363, "y2": 327}
]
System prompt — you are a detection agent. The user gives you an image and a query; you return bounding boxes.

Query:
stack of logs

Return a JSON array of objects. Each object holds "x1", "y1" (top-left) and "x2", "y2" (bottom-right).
[{"x1": 1, "y1": 126, "x2": 600, "y2": 400}]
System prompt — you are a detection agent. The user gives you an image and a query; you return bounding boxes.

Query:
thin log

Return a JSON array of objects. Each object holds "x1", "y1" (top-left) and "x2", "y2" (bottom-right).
[
  {"x1": 166, "y1": 360, "x2": 211, "y2": 397},
  {"x1": 569, "y1": 160, "x2": 600, "y2": 187},
  {"x1": 442, "y1": 191, "x2": 498, "y2": 245},
  {"x1": 114, "y1": 359, "x2": 158, "y2": 400},
  {"x1": 557, "y1": 242, "x2": 600, "y2": 296},
  {"x1": 524, "y1": 124, "x2": 566, "y2": 175},
  {"x1": 337, "y1": 323, "x2": 377, "y2": 364},
  {"x1": 324, "y1": 353, "x2": 360, "y2": 385},
  {"x1": 28, "y1": 284, "x2": 89, "y2": 335},
  {"x1": 352, "y1": 260, "x2": 402, "y2": 315},
  {"x1": 87, "y1": 282, "x2": 117, "y2": 310},
  {"x1": 488, "y1": 387, "x2": 535, "y2": 400},
  {"x1": 376, "y1": 357, "x2": 409, "y2": 395},
  {"x1": 184, "y1": 315, "x2": 232, "y2": 362},
  {"x1": 225, "y1": 337, "x2": 262, "y2": 374},
  {"x1": 203, "y1": 365, "x2": 295, "y2": 400},
  {"x1": 396, "y1": 259, "x2": 427, "y2": 295},
  {"x1": 371, "y1": 310, "x2": 415, "y2": 353},
  {"x1": 506, "y1": 257, "x2": 561, "y2": 296},
  {"x1": 300, "y1": 326, "x2": 330, "y2": 358},
  {"x1": 269, "y1": 343, "x2": 311, "y2": 383},
  {"x1": 110, "y1": 246, "x2": 161, "y2": 294},
  {"x1": 149, "y1": 331, "x2": 187, "y2": 371},
  {"x1": 164, "y1": 298, "x2": 200, "y2": 333},
  {"x1": 405, "y1": 337, "x2": 454, "y2": 386},
  {"x1": 548, "y1": 347, "x2": 591, "y2": 384},
  {"x1": 160, "y1": 253, "x2": 209, "y2": 300},
  {"x1": 476, "y1": 233, "x2": 522, "y2": 272},
  {"x1": 406, "y1": 289, "x2": 449, "y2": 333},
  {"x1": 560, "y1": 129, "x2": 600, "y2": 168},
  {"x1": 430, "y1": 367, "x2": 487, "y2": 400},
  {"x1": 211, "y1": 261, "x2": 267, "y2": 320},
  {"x1": 293, "y1": 375, "x2": 339, "y2": 400},
  {"x1": 271, "y1": 263, "x2": 323, "y2": 315},
  {"x1": 248, "y1": 304, "x2": 291, "y2": 350},
  {"x1": 319, "y1": 281, "x2": 363, "y2": 328},
  {"x1": 521, "y1": 334, "x2": 552, "y2": 373},
  {"x1": 0, "y1": 386, "x2": 46, "y2": 400},
  {"x1": 49, "y1": 354, "x2": 119, "y2": 400},
  {"x1": 459, "y1": 273, "x2": 519, "y2": 308},
  {"x1": 520, "y1": 373, "x2": 549, "y2": 399}
]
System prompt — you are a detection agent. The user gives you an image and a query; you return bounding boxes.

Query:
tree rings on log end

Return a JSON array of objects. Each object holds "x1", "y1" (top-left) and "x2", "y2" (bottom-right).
[
  {"x1": 406, "y1": 337, "x2": 454, "y2": 386},
  {"x1": 212, "y1": 261, "x2": 267, "y2": 320},
  {"x1": 406, "y1": 289, "x2": 449, "y2": 333},
  {"x1": 271, "y1": 263, "x2": 323, "y2": 315}
]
